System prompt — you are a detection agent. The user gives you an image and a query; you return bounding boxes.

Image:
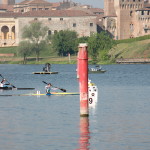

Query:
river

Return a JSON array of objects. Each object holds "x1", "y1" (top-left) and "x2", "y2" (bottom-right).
[{"x1": 0, "y1": 64, "x2": 150, "y2": 150}]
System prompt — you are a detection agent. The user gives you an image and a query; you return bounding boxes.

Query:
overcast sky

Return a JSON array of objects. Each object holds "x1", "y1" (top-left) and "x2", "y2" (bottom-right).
[{"x1": 15, "y1": 0, "x2": 104, "y2": 8}]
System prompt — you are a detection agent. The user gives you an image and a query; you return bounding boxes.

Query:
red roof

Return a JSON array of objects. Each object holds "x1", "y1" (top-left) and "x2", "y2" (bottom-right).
[
  {"x1": 21, "y1": 10, "x2": 96, "y2": 17},
  {"x1": 19, "y1": 0, "x2": 52, "y2": 5},
  {"x1": 0, "y1": 12, "x2": 22, "y2": 17},
  {"x1": 0, "y1": 10, "x2": 96, "y2": 17}
]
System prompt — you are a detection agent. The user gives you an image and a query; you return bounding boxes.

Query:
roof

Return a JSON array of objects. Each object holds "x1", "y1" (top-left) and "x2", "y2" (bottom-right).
[
  {"x1": 21, "y1": 10, "x2": 96, "y2": 17},
  {"x1": 0, "y1": 12, "x2": 22, "y2": 17},
  {"x1": 51, "y1": 2, "x2": 61, "y2": 8},
  {"x1": 144, "y1": 3, "x2": 150, "y2": 8},
  {"x1": 136, "y1": 7, "x2": 150, "y2": 11},
  {"x1": 88, "y1": 8, "x2": 104, "y2": 13},
  {"x1": 16, "y1": 0, "x2": 30, "y2": 5},
  {"x1": 0, "y1": 4, "x2": 14, "y2": 12},
  {"x1": 0, "y1": 10, "x2": 96, "y2": 18},
  {"x1": 17, "y1": 0, "x2": 52, "y2": 5}
]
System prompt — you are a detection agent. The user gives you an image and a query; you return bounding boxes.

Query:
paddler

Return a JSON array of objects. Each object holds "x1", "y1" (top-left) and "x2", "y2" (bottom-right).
[
  {"x1": 45, "y1": 83, "x2": 57, "y2": 94},
  {"x1": 0, "y1": 79, "x2": 9, "y2": 87}
]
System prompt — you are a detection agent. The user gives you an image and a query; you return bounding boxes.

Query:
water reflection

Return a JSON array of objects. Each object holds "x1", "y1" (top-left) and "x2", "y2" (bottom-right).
[{"x1": 77, "y1": 117, "x2": 90, "y2": 150}]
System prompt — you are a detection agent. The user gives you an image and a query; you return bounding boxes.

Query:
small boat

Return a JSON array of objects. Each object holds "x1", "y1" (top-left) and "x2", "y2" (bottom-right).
[
  {"x1": 0, "y1": 87, "x2": 35, "y2": 90},
  {"x1": 88, "y1": 65, "x2": 106, "y2": 73},
  {"x1": 33, "y1": 63, "x2": 58, "y2": 74}
]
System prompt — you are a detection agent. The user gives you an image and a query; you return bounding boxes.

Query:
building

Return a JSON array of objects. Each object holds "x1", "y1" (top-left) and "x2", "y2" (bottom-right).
[
  {"x1": 1, "y1": 0, "x2": 15, "y2": 5},
  {"x1": 0, "y1": 0, "x2": 97, "y2": 47},
  {"x1": 103, "y1": 0, "x2": 150, "y2": 40},
  {"x1": 0, "y1": 10, "x2": 97, "y2": 47},
  {"x1": 13, "y1": 0, "x2": 53, "y2": 12},
  {"x1": 5, "y1": 0, "x2": 150, "y2": 47}
]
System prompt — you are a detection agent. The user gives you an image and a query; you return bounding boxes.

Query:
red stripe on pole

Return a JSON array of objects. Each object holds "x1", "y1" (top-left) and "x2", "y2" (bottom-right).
[{"x1": 78, "y1": 43, "x2": 89, "y2": 117}]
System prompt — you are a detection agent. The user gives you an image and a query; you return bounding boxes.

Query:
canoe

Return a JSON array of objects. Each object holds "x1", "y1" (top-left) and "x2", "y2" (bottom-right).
[
  {"x1": 0, "y1": 87, "x2": 35, "y2": 90},
  {"x1": 0, "y1": 92, "x2": 79, "y2": 96},
  {"x1": 32, "y1": 72, "x2": 58, "y2": 74}
]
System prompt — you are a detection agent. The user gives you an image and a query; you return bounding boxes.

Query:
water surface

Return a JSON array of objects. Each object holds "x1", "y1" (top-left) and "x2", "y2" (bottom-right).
[{"x1": 0, "y1": 64, "x2": 150, "y2": 150}]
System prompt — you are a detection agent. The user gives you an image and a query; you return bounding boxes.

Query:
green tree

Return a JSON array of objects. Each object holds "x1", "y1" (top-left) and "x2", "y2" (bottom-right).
[
  {"x1": 52, "y1": 30, "x2": 78, "y2": 56},
  {"x1": 22, "y1": 21, "x2": 48, "y2": 61},
  {"x1": 17, "y1": 41, "x2": 32, "y2": 64},
  {"x1": 88, "y1": 32, "x2": 114, "y2": 63}
]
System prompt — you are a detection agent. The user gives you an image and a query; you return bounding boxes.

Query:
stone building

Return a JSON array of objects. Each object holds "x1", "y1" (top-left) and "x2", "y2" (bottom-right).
[
  {"x1": 13, "y1": 0, "x2": 53, "y2": 12},
  {"x1": 103, "y1": 0, "x2": 150, "y2": 40},
  {"x1": 0, "y1": 10, "x2": 97, "y2": 47},
  {"x1": 1, "y1": 0, "x2": 15, "y2": 5},
  {"x1": 2, "y1": 0, "x2": 150, "y2": 46}
]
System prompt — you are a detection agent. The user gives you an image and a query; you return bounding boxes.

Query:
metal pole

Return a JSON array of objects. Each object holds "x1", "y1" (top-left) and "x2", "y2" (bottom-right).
[{"x1": 78, "y1": 43, "x2": 89, "y2": 117}]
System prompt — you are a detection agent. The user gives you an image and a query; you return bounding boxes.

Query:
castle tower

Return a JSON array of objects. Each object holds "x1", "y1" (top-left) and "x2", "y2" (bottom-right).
[
  {"x1": 2, "y1": 0, "x2": 15, "y2": 5},
  {"x1": 104, "y1": 0, "x2": 145, "y2": 39},
  {"x1": 104, "y1": 0, "x2": 116, "y2": 16},
  {"x1": 115, "y1": 0, "x2": 144, "y2": 39}
]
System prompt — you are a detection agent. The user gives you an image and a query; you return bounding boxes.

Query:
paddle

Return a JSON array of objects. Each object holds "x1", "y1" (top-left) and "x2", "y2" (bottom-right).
[
  {"x1": 0, "y1": 74, "x2": 16, "y2": 88},
  {"x1": 42, "y1": 81, "x2": 66, "y2": 92}
]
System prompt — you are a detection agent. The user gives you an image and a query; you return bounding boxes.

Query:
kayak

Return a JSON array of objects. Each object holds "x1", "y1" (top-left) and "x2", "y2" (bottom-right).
[
  {"x1": 32, "y1": 72, "x2": 58, "y2": 74},
  {"x1": 0, "y1": 92, "x2": 79, "y2": 96},
  {"x1": 24, "y1": 92, "x2": 79, "y2": 96},
  {"x1": 0, "y1": 87, "x2": 35, "y2": 90}
]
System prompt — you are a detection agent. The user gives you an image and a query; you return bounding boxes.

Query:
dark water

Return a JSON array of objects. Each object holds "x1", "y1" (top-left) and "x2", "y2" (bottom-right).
[{"x1": 0, "y1": 64, "x2": 150, "y2": 150}]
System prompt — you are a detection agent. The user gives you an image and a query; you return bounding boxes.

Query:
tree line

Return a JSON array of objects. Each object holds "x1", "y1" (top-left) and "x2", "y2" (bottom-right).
[{"x1": 18, "y1": 21, "x2": 115, "y2": 64}]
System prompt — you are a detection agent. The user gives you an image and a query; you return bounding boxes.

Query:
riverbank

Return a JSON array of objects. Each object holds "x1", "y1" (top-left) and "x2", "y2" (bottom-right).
[
  {"x1": 0, "y1": 37, "x2": 150, "y2": 64},
  {"x1": 0, "y1": 56, "x2": 78, "y2": 64}
]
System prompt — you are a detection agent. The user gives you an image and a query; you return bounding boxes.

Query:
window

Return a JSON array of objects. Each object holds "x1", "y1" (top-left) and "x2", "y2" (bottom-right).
[
  {"x1": 48, "y1": 30, "x2": 52, "y2": 35},
  {"x1": 54, "y1": 30, "x2": 57, "y2": 34},
  {"x1": 34, "y1": 18, "x2": 38, "y2": 21},
  {"x1": 130, "y1": 24, "x2": 134, "y2": 32},
  {"x1": 90, "y1": 23, "x2": 93, "y2": 27},
  {"x1": 73, "y1": 23, "x2": 76, "y2": 27},
  {"x1": 141, "y1": 11, "x2": 144, "y2": 15},
  {"x1": 130, "y1": 11, "x2": 133, "y2": 17},
  {"x1": 60, "y1": 18, "x2": 63, "y2": 21},
  {"x1": 48, "y1": 18, "x2": 51, "y2": 21},
  {"x1": 45, "y1": 8, "x2": 49, "y2": 10},
  {"x1": 32, "y1": 8, "x2": 36, "y2": 11}
]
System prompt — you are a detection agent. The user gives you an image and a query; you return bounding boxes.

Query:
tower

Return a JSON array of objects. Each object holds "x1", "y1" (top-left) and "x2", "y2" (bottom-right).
[
  {"x1": 104, "y1": 0, "x2": 116, "y2": 16},
  {"x1": 2, "y1": 0, "x2": 15, "y2": 5},
  {"x1": 104, "y1": 0, "x2": 145, "y2": 39},
  {"x1": 115, "y1": 0, "x2": 144, "y2": 39}
]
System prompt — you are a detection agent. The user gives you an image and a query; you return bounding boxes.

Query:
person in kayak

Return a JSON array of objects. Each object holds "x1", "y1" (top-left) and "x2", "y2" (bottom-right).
[
  {"x1": 45, "y1": 83, "x2": 57, "y2": 94},
  {"x1": 0, "y1": 79, "x2": 9, "y2": 87}
]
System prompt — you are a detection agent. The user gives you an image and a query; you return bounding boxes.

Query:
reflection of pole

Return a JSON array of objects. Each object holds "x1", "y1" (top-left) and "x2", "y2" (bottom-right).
[
  {"x1": 78, "y1": 43, "x2": 89, "y2": 117},
  {"x1": 78, "y1": 117, "x2": 90, "y2": 150}
]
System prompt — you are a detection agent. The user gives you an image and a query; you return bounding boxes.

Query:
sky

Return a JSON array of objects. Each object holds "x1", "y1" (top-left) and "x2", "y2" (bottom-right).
[{"x1": 15, "y1": 0, "x2": 104, "y2": 8}]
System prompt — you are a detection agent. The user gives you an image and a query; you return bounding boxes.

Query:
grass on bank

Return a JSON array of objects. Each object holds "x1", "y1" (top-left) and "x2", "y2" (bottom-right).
[
  {"x1": 109, "y1": 39, "x2": 150, "y2": 60},
  {"x1": 0, "y1": 35, "x2": 150, "y2": 64}
]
